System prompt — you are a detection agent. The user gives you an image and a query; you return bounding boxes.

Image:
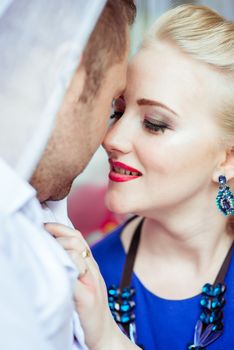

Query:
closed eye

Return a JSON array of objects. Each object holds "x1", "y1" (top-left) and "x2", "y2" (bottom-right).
[{"x1": 143, "y1": 119, "x2": 169, "y2": 134}]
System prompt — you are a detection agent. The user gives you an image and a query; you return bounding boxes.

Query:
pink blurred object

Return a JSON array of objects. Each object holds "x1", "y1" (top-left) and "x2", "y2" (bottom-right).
[{"x1": 68, "y1": 184, "x2": 125, "y2": 244}]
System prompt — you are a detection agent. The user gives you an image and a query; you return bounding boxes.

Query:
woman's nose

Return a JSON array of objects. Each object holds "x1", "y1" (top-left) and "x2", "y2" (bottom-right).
[{"x1": 102, "y1": 116, "x2": 133, "y2": 155}]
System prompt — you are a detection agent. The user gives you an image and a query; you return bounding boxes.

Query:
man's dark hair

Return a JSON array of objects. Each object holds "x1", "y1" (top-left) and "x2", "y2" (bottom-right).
[{"x1": 80, "y1": 0, "x2": 136, "y2": 102}]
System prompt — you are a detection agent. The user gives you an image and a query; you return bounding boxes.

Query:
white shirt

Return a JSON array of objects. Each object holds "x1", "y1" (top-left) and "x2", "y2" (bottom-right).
[{"x1": 0, "y1": 158, "x2": 87, "y2": 350}]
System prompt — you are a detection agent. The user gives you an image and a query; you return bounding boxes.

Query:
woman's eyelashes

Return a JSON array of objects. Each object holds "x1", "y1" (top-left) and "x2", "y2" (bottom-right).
[
  {"x1": 109, "y1": 109, "x2": 172, "y2": 134},
  {"x1": 143, "y1": 118, "x2": 170, "y2": 134}
]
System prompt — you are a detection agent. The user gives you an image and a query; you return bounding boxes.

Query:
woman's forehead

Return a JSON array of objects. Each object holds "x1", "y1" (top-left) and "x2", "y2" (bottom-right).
[{"x1": 126, "y1": 45, "x2": 223, "y2": 114}]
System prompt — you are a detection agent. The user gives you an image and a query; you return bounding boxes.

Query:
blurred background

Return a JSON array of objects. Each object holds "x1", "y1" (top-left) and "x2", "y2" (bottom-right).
[{"x1": 68, "y1": 0, "x2": 234, "y2": 244}]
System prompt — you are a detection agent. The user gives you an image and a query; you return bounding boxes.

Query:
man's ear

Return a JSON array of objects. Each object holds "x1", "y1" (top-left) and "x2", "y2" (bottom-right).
[{"x1": 212, "y1": 147, "x2": 234, "y2": 183}]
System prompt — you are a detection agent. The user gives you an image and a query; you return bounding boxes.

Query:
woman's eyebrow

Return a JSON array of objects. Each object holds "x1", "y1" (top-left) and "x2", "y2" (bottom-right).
[{"x1": 137, "y1": 98, "x2": 179, "y2": 117}]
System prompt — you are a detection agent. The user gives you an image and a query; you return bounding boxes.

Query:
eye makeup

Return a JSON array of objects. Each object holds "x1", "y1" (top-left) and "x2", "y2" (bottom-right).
[
  {"x1": 143, "y1": 117, "x2": 169, "y2": 134},
  {"x1": 143, "y1": 104, "x2": 178, "y2": 128},
  {"x1": 109, "y1": 97, "x2": 178, "y2": 133}
]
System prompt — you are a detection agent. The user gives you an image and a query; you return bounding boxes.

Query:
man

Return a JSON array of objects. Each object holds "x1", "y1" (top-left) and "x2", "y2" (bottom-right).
[
  {"x1": 0, "y1": 1, "x2": 136, "y2": 350},
  {"x1": 31, "y1": 0, "x2": 136, "y2": 204}
]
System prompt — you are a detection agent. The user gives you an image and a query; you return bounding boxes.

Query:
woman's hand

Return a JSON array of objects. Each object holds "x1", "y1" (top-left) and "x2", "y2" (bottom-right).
[{"x1": 45, "y1": 223, "x2": 140, "y2": 350}]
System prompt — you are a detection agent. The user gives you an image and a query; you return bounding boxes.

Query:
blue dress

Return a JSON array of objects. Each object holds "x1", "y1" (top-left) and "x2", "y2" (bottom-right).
[{"x1": 92, "y1": 222, "x2": 234, "y2": 350}]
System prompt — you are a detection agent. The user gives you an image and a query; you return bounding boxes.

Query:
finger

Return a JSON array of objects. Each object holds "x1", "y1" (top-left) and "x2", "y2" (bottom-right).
[
  {"x1": 45, "y1": 223, "x2": 85, "y2": 241},
  {"x1": 67, "y1": 249, "x2": 88, "y2": 276},
  {"x1": 44, "y1": 223, "x2": 100, "y2": 281},
  {"x1": 55, "y1": 236, "x2": 97, "y2": 273},
  {"x1": 56, "y1": 236, "x2": 84, "y2": 252},
  {"x1": 76, "y1": 266, "x2": 107, "y2": 303},
  {"x1": 78, "y1": 253, "x2": 102, "y2": 288},
  {"x1": 83, "y1": 252, "x2": 99, "y2": 275},
  {"x1": 46, "y1": 225, "x2": 97, "y2": 274},
  {"x1": 54, "y1": 236, "x2": 89, "y2": 276}
]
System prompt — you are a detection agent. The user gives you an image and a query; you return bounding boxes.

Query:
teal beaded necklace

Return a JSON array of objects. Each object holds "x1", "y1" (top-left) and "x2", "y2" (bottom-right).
[{"x1": 107, "y1": 218, "x2": 233, "y2": 349}]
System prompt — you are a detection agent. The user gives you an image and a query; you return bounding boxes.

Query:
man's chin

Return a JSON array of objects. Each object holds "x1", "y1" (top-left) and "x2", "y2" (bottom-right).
[{"x1": 40, "y1": 182, "x2": 73, "y2": 203}]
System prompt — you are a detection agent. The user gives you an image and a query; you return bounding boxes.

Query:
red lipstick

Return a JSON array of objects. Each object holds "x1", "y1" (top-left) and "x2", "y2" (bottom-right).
[{"x1": 108, "y1": 160, "x2": 142, "y2": 183}]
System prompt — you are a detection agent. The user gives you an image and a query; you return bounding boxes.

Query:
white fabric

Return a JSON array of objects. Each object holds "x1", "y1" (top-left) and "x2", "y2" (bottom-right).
[
  {"x1": 0, "y1": 0, "x2": 106, "y2": 349},
  {"x1": 0, "y1": 159, "x2": 86, "y2": 349},
  {"x1": 0, "y1": 0, "x2": 106, "y2": 180},
  {"x1": 42, "y1": 198, "x2": 74, "y2": 227},
  {"x1": 42, "y1": 198, "x2": 89, "y2": 349}
]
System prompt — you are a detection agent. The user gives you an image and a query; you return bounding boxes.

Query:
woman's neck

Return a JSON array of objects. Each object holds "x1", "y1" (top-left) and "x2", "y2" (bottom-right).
[
  {"x1": 142, "y1": 214, "x2": 231, "y2": 272},
  {"x1": 122, "y1": 192, "x2": 233, "y2": 299}
]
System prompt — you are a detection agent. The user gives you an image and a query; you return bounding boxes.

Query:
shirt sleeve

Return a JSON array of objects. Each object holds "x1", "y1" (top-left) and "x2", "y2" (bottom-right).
[{"x1": 0, "y1": 254, "x2": 53, "y2": 350}]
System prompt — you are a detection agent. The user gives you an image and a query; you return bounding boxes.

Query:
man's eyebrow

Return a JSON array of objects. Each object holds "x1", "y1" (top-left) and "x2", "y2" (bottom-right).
[{"x1": 137, "y1": 98, "x2": 179, "y2": 117}]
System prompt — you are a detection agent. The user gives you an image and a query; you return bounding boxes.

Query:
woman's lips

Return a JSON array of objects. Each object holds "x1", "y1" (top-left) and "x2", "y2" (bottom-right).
[{"x1": 108, "y1": 160, "x2": 142, "y2": 183}]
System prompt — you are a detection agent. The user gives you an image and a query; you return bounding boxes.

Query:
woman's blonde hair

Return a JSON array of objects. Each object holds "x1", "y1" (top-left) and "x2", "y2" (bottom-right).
[
  {"x1": 141, "y1": 4, "x2": 234, "y2": 144},
  {"x1": 142, "y1": 5, "x2": 234, "y2": 227}
]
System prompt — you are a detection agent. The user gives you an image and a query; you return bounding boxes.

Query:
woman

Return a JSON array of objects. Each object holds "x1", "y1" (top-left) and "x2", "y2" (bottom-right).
[{"x1": 46, "y1": 4, "x2": 234, "y2": 350}]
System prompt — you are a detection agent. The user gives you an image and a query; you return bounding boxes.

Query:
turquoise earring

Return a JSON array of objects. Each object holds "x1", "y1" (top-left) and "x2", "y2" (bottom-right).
[{"x1": 216, "y1": 175, "x2": 234, "y2": 216}]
